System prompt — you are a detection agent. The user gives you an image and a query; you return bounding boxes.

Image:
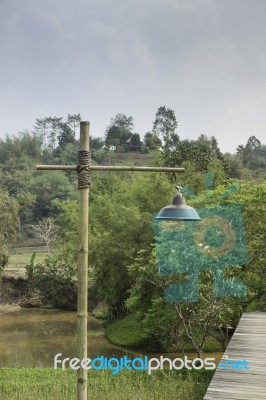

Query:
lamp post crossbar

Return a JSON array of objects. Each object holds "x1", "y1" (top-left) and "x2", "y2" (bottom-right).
[
  {"x1": 36, "y1": 121, "x2": 184, "y2": 400},
  {"x1": 37, "y1": 165, "x2": 185, "y2": 172}
]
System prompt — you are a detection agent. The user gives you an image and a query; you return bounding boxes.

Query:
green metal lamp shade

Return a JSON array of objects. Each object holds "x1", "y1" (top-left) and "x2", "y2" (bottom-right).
[{"x1": 155, "y1": 187, "x2": 201, "y2": 221}]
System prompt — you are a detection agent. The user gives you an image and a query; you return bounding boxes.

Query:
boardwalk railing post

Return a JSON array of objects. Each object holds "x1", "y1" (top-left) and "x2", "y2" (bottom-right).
[{"x1": 77, "y1": 121, "x2": 90, "y2": 400}]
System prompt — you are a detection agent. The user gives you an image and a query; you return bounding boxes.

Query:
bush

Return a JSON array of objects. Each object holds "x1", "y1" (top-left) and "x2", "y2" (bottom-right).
[{"x1": 33, "y1": 251, "x2": 77, "y2": 310}]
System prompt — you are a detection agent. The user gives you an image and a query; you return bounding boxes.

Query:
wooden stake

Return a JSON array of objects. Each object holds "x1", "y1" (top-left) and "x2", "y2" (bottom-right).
[{"x1": 77, "y1": 121, "x2": 89, "y2": 400}]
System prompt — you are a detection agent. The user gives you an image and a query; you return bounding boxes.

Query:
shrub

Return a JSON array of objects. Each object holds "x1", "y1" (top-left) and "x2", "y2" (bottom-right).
[{"x1": 33, "y1": 251, "x2": 77, "y2": 310}]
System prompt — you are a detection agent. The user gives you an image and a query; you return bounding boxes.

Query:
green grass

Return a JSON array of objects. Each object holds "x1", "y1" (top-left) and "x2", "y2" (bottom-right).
[
  {"x1": 7, "y1": 247, "x2": 58, "y2": 269},
  {"x1": 106, "y1": 314, "x2": 223, "y2": 353},
  {"x1": 0, "y1": 368, "x2": 213, "y2": 400},
  {"x1": 105, "y1": 314, "x2": 148, "y2": 349},
  {"x1": 8, "y1": 252, "x2": 48, "y2": 269}
]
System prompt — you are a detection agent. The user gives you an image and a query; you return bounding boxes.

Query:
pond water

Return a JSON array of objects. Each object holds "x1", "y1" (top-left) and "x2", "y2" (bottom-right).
[{"x1": 0, "y1": 308, "x2": 222, "y2": 367}]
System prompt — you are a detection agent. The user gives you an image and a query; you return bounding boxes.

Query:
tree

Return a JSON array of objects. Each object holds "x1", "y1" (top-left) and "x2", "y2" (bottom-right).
[
  {"x1": 105, "y1": 113, "x2": 134, "y2": 151},
  {"x1": 90, "y1": 136, "x2": 105, "y2": 150},
  {"x1": 54, "y1": 172, "x2": 172, "y2": 318},
  {"x1": 143, "y1": 132, "x2": 162, "y2": 151},
  {"x1": 33, "y1": 118, "x2": 49, "y2": 148},
  {"x1": 32, "y1": 251, "x2": 78, "y2": 309},
  {"x1": 109, "y1": 113, "x2": 134, "y2": 131},
  {"x1": 26, "y1": 171, "x2": 75, "y2": 219},
  {"x1": 126, "y1": 247, "x2": 237, "y2": 354},
  {"x1": 160, "y1": 133, "x2": 229, "y2": 179},
  {"x1": 223, "y1": 153, "x2": 244, "y2": 179},
  {"x1": 27, "y1": 217, "x2": 59, "y2": 253},
  {"x1": 236, "y1": 135, "x2": 265, "y2": 170},
  {"x1": 189, "y1": 180, "x2": 266, "y2": 312},
  {"x1": 246, "y1": 135, "x2": 261, "y2": 151},
  {"x1": 0, "y1": 190, "x2": 20, "y2": 271},
  {"x1": 125, "y1": 180, "x2": 266, "y2": 352},
  {"x1": 105, "y1": 126, "x2": 122, "y2": 149},
  {"x1": 66, "y1": 113, "x2": 81, "y2": 135},
  {"x1": 153, "y1": 106, "x2": 179, "y2": 151},
  {"x1": 57, "y1": 123, "x2": 76, "y2": 149},
  {"x1": 0, "y1": 131, "x2": 43, "y2": 163},
  {"x1": 33, "y1": 114, "x2": 81, "y2": 152},
  {"x1": 33, "y1": 117, "x2": 63, "y2": 150}
]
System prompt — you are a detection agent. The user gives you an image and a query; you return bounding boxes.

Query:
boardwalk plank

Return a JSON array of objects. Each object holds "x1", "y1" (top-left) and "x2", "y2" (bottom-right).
[{"x1": 203, "y1": 312, "x2": 266, "y2": 400}]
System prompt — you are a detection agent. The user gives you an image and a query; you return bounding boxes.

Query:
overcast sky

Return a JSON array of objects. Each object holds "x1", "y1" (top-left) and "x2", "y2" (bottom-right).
[{"x1": 1, "y1": 0, "x2": 266, "y2": 152}]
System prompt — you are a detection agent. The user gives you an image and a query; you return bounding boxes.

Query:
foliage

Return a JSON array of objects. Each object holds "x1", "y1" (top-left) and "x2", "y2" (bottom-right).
[
  {"x1": 32, "y1": 251, "x2": 78, "y2": 310},
  {"x1": 0, "y1": 109, "x2": 265, "y2": 355},
  {"x1": 57, "y1": 123, "x2": 76, "y2": 149},
  {"x1": 161, "y1": 132, "x2": 229, "y2": 177},
  {"x1": 26, "y1": 171, "x2": 76, "y2": 219},
  {"x1": 124, "y1": 179, "x2": 266, "y2": 352},
  {"x1": 25, "y1": 252, "x2": 36, "y2": 291},
  {"x1": 0, "y1": 189, "x2": 20, "y2": 271},
  {"x1": 53, "y1": 199, "x2": 79, "y2": 245},
  {"x1": 90, "y1": 136, "x2": 105, "y2": 150},
  {"x1": 143, "y1": 131, "x2": 162, "y2": 151},
  {"x1": 153, "y1": 106, "x2": 178, "y2": 151},
  {"x1": 0, "y1": 131, "x2": 43, "y2": 163},
  {"x1": 237, "y1": 135, "x2": 266, "y2": 171},
  {"x1": 105, "y1": 113, "x2": 135, "y2": 151},
  {"x1": 108, "y1": 113, "x2": 134, "y2": 131},
  {"x1": 89, "y1": 172, "x2": 172, "y2": 318},
  {"x1": 189, "y1": 180, "x2": 266, "y2": 311},
  {"x1": 33, "y1": 114, "x2": 80, "y2": 151},
  {"x1": 126, "y1": 247, "x2": 236, "y2": 353}
]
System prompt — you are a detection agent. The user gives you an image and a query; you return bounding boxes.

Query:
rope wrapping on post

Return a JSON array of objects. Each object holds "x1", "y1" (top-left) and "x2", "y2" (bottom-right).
[{"x1": 77, "y1": 150, "x2": 91, "y2": 189}]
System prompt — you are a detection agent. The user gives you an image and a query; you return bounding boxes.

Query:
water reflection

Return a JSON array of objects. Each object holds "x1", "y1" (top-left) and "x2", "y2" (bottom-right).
[
  {"x1": 0, "y1": 308, "x2": 222, "y2": 368},
  {"x1": 0, "y1": 308, "x2": 131, "y2": 367}
]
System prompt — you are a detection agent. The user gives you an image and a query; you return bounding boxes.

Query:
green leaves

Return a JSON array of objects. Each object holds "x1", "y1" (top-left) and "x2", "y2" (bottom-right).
[
  {"x1": 153, "y1": 106, "x2": 178, "y2": 152},
  {"x1": 0, "y1": 189, "x2": 20, "y2": 271}
]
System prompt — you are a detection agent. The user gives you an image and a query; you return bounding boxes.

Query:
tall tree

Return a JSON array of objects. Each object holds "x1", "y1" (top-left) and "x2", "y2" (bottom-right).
[
  {"x1": 33, "y1": 117, "x2": 63, "y2": 150},
  {"x1": 57, "y1": 123, "x2": 76, "y2": 149},
  {"x1": 153, "y1": 106, "x2": 179, "y2": 151},
  {"x1": 109, "y1": 113, "x2": 134, "y2": 131},
  {"x1": 237, "y1": 135, "x2": 265, "y2": 170},
  {"x1": 66, "y1": 114, "x2": 81, "y2": 135},
  {"x1": 105, "y1": 113, "x2": 134, "y2": 151}
]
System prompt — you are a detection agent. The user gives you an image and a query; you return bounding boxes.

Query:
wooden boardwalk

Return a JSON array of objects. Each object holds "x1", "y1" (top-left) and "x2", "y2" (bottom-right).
[{"x1": 204, "y1": 312, "x2": 266, "y2": 399}]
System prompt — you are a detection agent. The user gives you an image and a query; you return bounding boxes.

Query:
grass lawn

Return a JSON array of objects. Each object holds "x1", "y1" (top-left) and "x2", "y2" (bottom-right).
[
  {"x1": 0, "y1": 368, "x2": 212, "y2": 400},
  {"x1": 105, "y1": 314, "x2": 222, "y2": 353},
  {"x1": 105, "y1": 314, "x2": 148, "y2": 349},
  {"x1": 7, "y1": 247, "x2": 57, "y2": 269}
]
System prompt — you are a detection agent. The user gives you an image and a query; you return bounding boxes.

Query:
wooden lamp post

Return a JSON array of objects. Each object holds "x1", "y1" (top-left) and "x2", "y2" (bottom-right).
[{"x1": 37, "y1": 121, "x2": 185, "y2": 400}]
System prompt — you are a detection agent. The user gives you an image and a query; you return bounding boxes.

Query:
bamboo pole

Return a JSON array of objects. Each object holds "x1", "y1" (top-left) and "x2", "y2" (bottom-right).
[
  {"x1": 77, "y1": 121, "x2": 89, "y2": 400},
  {"x1": 36, "y1": 125, "x2": 186, "y2": 400},
  {"x1": 36, "y1": 165, "x2": 185, "y2": 172}
]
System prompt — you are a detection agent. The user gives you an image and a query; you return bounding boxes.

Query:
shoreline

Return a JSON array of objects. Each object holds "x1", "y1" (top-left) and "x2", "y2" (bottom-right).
[{"x1": 0, "y1": 303, "x2": 22, "y2": 315}]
